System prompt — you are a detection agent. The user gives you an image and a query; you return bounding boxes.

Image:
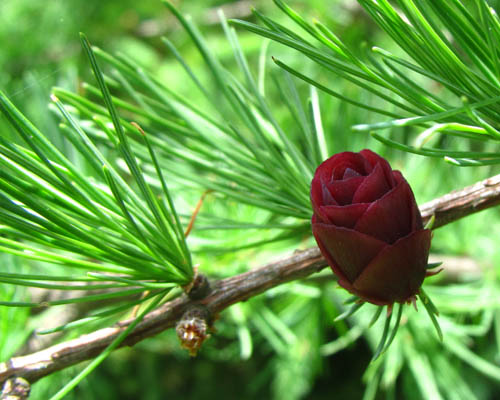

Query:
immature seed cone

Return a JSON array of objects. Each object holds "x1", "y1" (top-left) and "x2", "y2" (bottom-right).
[{"x1": 310, "y1": 149, "x2": 431, "y2": 305}]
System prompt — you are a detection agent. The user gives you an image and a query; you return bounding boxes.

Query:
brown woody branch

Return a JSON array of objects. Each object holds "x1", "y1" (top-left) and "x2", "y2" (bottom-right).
[
  {"x1": 1, "y1": 173, "x2": 500, "y2": 386},
  {"x1": 419, "y1": 173, "x2": 500, "y2": 228}
]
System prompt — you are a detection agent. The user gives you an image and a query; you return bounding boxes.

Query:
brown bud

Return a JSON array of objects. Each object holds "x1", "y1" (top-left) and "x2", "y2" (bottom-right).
[
  {"x1": 176, "y1": 305, "x2": 211, "y2": 356},
  {"x1": 1, "y1": 377, "x2": 31, "y2": 400}
]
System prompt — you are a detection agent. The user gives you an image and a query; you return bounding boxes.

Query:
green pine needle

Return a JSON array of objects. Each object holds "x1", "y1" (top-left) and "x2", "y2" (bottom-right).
[
  {"x1": 419, "y1": 289, "x2": 443, "y2": 342},
  {"x1": 233, "y1": 0, "x2": 500, "y2": 166},
  {"x1": 372, "y1": 306, "x2": 393, "y2": 361},
  {"x1": 334, "y1": 302, "x2": 364, "y2": 322}
]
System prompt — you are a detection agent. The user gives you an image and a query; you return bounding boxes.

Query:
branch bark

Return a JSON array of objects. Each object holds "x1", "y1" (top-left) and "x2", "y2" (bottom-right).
[
  {"x1": 1, "y1": 173, "x2": 500, "y2": 385},
  {"x1": 419, "y1": 173, "x2": 500, "y2": 228}
]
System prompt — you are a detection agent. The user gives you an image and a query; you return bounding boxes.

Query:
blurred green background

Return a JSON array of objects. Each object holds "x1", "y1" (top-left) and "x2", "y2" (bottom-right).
[{"x1": 2, "y1": 0, "x2": 500, "y2": 399}]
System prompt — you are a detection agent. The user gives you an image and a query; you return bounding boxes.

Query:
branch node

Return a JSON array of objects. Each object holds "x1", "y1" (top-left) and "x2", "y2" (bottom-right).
[{"x1": 184, "y1": 269, "x2": 211, "y2": 300}]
